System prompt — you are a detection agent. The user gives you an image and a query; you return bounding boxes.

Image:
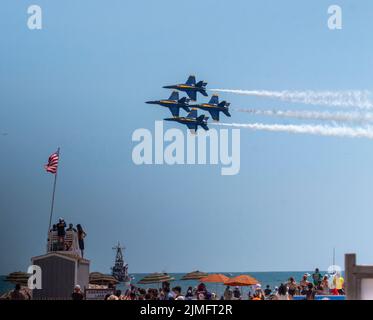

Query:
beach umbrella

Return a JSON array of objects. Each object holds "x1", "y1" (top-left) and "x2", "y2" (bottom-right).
[
  {"x1": 89, "y1": 272, "x2": 119, "y2": 286},
  {"x1": 199, "y1": 274, "x2": 230, "y2": 283},
  {"x1": 89, "y1": 272, "x2": 104, "y2": 279},
  {"x1": 181, "y1": 270, "x2": 208, "y2": 281},
  {"x1": 5, "y1": 272, "x2": 31, "y2": 286},
  {"x1": 223, "y1": 274, "x2": 259, "y2": 286},
  {"x1": 137, "y1": 273, "x2": 175, "y2": 284},
  {"x1": 198, "y1": 274, "x2": 230, "y2": 297}
]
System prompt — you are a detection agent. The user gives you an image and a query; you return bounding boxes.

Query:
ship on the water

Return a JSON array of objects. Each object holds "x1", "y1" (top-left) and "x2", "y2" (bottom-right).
[{"x1": 111, "y1": 242, "x2": 131, "y2": 286}]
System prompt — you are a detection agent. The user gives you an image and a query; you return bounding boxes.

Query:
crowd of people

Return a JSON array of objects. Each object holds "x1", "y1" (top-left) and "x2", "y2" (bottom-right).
[
  {"x1": 99, "y1": 282, "x2": 209, "y2": 301},
  {"x1": 5, "y1": 284, "x2": 31, "y2": 300},
  {"x1": 4, "y1": 267, "x2": 345, "y2": 300},
  {"x1": 275, "y1": 268, "x2": 345, "y2": 300},
  {"x1": 87, "y1": 268, "x2": 345, "y2": 301},
  {"x1": 49, "y1": 218, "x2": 87, "y2": 257}
]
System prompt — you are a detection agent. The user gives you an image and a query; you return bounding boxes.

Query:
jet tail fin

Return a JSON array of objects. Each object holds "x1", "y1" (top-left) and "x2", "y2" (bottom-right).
[
  {"x1": 197, "y1": 115, "x2": 209, "y2": 130},
  {"x1": 222, "y1": 109, "x2": 231, "y2": 117},
  {"x1": 196, "y1": 80, "x2": 207, "y2": 88},
  {"x1": 182, "y1": 105, "x2": 191, "y2": 113},
  {"x1": 168, "y1": 91, "x2": 179, "y2": 101},
  {"x1": 200, "y1": 89, "x2": 208, "y2": 97},
  {"x1": 178, "y1": 97, "x2": 188, "y2": 104},
  {"x1": 196, "y1": 115, "x2": 205, "y2": 122}
]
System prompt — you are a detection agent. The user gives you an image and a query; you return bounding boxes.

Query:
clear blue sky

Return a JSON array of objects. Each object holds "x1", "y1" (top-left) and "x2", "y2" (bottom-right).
[{"x1": 1, "y1": 0, "x2": 373, "y2": 274}]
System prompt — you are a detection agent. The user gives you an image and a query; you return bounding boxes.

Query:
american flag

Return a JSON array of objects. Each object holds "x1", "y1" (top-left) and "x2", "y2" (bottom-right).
[{"x1": 45, "y1": 151, "x2": 59, "y2": 174}]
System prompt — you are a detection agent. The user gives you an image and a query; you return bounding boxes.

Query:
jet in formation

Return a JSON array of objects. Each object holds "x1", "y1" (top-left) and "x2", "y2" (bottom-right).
[
  {"x1": 191, "y1": 94, "x2": 231, "y2": 121},
  {"x1": 146, "y1": 91, "x2": 190, "y2": 117},
  {"x1": 146, "y1": 75, "x2": 232, "y2": 133},
  {"x1": 164, "y1": 108, "x2": 209, "y2": 133},
  {"x1": 163, "y1": 75, "x2": 208, "y2": 101}
]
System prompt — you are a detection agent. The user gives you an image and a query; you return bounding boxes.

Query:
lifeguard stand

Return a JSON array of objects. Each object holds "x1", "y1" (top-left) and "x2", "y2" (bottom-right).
[
  {"x1": 31, "y1": 230, "x2": 90, "y2": 299},
  {"x1": 345, "y1": 253, "x2": 373, "y2": 300}
]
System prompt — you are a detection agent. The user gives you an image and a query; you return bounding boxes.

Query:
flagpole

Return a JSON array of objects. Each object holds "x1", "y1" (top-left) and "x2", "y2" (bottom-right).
[{"x1": 47, "y1": 147, "x2": 60, "y2": 251}]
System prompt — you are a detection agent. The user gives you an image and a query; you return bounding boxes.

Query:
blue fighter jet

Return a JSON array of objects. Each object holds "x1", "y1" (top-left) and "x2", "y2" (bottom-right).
[
  {"x1": 191, "y1": 94, "x2": 231, "y2": 121},
  {"x1": 146, "y1": 91, "x2": 190, "y2": 117},
  {"x1": 163, "y1": 75, "x2": 208, "y2": 101},
  {"x1": 164, "y1": 108, "x2": 209, "y2": 133}
]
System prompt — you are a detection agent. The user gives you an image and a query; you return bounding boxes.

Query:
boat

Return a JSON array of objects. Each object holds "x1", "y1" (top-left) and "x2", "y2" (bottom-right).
[{"x1": 111, "y1": 242, "x2": 131, "y2": 286}]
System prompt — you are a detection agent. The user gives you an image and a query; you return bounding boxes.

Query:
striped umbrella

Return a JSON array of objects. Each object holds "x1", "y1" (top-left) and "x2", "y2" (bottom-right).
[
  {"x1": 89, "y1": 272, "x2": 119, "y2": 285},
  {"x1": 5, "y1": 272, "x2": 31, "y2": 286},
  {"x1": 137, "y1": 273, "x2": 175, "y2": 284},
  {"x1": 181, "y1": 270, "x2": 208, "y2": 281}
]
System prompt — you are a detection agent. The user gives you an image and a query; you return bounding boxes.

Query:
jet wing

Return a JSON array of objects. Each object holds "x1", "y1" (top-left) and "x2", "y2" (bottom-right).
[
  {"x1": 186, "y1": 123, "x2": 197, "y2": 133},
  {"x1": 185, "y1": 90, "x2": 197, "y2": 101},
  {"x1": 168, "y1": 106, "x2": 180, "y2": 117},
  {"x1": 208, "y1": 109, "x2": 220, "y2": 121},
  {"x1": 186, "y1": 108, "x2": 198, "y2": 118},
  {"x1": 209, "y1": 95, "x2": 219, "y2": 105}
]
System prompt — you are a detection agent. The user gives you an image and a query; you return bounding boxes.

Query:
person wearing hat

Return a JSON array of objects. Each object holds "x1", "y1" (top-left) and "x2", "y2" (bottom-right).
[{"x1": 71, "y1": 285, "x2": 84, "y2": 300}]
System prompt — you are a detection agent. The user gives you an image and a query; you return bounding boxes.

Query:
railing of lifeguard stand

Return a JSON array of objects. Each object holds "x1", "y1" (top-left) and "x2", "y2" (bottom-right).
[{"x1": 47, "y1": 230, "x2": 81, "y2": 257}]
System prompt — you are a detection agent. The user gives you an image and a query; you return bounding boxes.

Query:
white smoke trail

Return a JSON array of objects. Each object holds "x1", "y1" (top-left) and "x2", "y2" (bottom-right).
[
  {"x1": 213, "y1": 122, "x2": 373, "y2": 139},
  {"x1": 210, "y1": 89, "x2": 373, "y2": 109},
  {"x1": 236, "y1": 108, "x2": 373, "y2": 123}
]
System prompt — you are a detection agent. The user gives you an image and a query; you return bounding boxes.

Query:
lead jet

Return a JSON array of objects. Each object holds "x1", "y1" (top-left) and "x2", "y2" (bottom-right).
[
  {"x1": 164, "y1": 108, "x2": 209, "y2": 133},
  {"x1": 163, "y1": 75, "x2": 208, "y2": 101},
  {"x1": 191, "y1": 94, "x2": 231, "y2": 122},
  {"x1": 146, "y1": 91, "x2": 190, "y2": 117}
]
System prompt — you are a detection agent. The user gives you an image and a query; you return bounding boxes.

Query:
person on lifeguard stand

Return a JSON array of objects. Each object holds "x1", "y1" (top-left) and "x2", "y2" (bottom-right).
[{"x1": 56, "y1": 218, "x2": 66, "y2": 251}]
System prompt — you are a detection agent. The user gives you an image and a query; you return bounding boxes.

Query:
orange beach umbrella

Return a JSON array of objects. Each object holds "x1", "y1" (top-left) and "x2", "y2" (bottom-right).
[
  {"x1": 199, "y1": 274, "x2": 230, "y2": 283},
  {"x1": 224, "y1": 274, "x2": 259, "y2": 286}
]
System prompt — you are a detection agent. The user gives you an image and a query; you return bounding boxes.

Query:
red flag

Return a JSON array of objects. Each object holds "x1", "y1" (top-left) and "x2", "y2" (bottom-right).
[{"x1": 45, "y1": 151, "x2": 59, "y2": 174}]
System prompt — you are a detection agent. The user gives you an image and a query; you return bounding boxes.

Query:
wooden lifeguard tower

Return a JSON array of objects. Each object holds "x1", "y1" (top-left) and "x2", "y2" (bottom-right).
[{"x1": 31, "y1": 230, "x2": 90, "y2": 300}]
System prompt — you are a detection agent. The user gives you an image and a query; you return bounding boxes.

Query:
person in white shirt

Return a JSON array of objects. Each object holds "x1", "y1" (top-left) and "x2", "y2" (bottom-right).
[{"x1": 172, "y1": 286, "x2": 185, "y2": 300}]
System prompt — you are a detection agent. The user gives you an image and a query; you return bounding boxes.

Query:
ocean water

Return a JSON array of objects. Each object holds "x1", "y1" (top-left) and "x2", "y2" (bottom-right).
[{"x1": 1, "y1": 271, "x2": 334, "y2": 298}]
